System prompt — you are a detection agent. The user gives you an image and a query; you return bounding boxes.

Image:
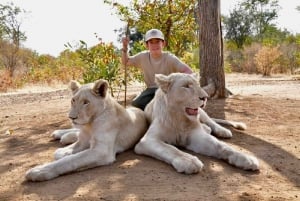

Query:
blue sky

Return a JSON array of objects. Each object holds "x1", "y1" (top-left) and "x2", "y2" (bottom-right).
[{"x1": 2, "y1": 0, "x2": 299, "y2": 56}]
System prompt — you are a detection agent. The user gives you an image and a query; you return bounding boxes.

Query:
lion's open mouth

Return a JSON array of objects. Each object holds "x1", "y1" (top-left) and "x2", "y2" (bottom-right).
[{"x1": 185, "y1": 108, "x2": 198, "y2": 116}]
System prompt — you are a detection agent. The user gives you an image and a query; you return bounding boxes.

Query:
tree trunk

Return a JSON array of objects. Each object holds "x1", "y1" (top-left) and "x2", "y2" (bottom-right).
[{"x1": 198, "y1": 0, "x2": 226, "y2": 98}]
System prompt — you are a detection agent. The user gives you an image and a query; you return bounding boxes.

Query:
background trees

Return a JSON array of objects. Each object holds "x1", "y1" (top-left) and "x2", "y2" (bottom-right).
[
  {"x1": 223, "y1": 0, "x2": 300, "y2": 76},
  {"x1": 223, "y1": 5, "x2": 252, "y2": 49},
  {"x1": 223, "y1": 0, "x2": 280, "y2": 48},
  {"x1": 0, "y1": 2, "x2": 26, "y2": 77}
]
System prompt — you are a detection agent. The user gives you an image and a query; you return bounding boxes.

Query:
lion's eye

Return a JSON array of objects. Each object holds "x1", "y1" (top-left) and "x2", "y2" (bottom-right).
[
  {"x1": 83, "y1": 100, "x2": 90, "y2": 105},
  {"x1": 183, "y1": 84, "x2": 190, "y2": 88}
]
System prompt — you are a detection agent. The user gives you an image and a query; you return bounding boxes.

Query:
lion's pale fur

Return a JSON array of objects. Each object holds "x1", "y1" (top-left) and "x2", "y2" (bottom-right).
[
  {"x1": 135, "y1": 73, "x2": 259, "y2": 174},
  {"x1": 26, "y1": 79, "x2": 148, "y2": 181}
]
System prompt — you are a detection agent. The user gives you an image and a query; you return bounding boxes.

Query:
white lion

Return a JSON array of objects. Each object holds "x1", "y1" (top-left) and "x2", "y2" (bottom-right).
[
  {"x1": 134, "y1": 73, "x2": 259, "y2": 174},
  {"x1": 25, "y1": 79, "x2": 148, "y2": 181}
]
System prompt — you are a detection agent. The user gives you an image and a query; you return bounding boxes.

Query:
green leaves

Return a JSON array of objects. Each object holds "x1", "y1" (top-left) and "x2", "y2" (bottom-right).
[
  {"x1": 223, "y1": 0, "x2": 280, "y2": 49},
  {"x1": 77, "y1": 40, "x2": 121, "y2": 97}
]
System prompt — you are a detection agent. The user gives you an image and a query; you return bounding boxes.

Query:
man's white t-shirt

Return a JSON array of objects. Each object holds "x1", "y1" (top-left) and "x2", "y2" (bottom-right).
[{"x1": 129, "y1": 51, "x2": 187, "y2": 88}]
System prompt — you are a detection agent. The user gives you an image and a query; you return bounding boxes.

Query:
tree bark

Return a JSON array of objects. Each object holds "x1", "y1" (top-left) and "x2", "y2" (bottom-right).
[{"x1": 198, "y1": 0, "x2": 226, "y2": 98}]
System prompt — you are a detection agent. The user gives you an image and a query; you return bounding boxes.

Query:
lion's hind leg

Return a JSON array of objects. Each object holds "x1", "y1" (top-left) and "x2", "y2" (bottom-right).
[
  {"x1": 51, "y1": 128, "x2": 79, "y2": 145},
  {"x1": 211, "y1": 118, "x2": 247, "y2": 130},
  {"x1": 186, "y1": 130, "x2": 259, "y2": 171}
]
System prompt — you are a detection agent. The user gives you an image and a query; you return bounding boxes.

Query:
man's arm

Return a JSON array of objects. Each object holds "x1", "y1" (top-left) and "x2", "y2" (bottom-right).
[{"x1": 179, "y1": 63, "x2": 193, "y2": 74}]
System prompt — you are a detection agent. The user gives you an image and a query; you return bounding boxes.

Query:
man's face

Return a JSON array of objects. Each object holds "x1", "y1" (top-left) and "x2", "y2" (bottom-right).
[{"x1": 146, "y1": 39, "x2": 165, "y2": 54}]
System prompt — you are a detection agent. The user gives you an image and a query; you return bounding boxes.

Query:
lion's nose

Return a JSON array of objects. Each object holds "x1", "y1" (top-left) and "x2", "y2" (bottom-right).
[
  {"x1": 68, "y1": 114, "x2": 78, "y2": 120},
  {"x1": 69, "y1": 116, "x2": 77, "y2": 121}
]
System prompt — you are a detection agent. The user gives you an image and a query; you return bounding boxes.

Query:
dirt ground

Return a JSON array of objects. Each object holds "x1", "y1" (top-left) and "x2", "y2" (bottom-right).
[{"x1": 0, "y1": 73, "x2": 299, "y2": 201}]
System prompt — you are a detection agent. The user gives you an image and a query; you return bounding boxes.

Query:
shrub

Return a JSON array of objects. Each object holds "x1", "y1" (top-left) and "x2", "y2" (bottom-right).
[
  {"x1": 254, "y1": 46, "x2": 281, "y2": 76},
  {"x1": 0, "y1": 70, "x2": 12, "y2": 92},
  {"x1": 77, "y1": 40, "x2": 122, "y2": 97}
]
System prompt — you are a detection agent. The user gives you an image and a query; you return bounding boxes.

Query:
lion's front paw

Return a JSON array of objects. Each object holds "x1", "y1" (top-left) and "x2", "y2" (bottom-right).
[
  {"x1": 228, "y1": 152, "x2": 259, "y2": 171},
  {"x1": 60, "y1": 133, "x2": 78, "y2": 145},
  {"x1": 51, "y1": 129, "x2": 66, "y2": 140},
  {"x1": 213, "y1": 127, "x2": 232, "y2": 138},
  {"x1": 172, "y1": 155, "x2": 203, "y2": 174},
  {"x1": 25, "y1": 164, "x2": 58, "y2": 182},
  {"x1": 51, "y1": 129, "x2": 79, "y2": 144}
]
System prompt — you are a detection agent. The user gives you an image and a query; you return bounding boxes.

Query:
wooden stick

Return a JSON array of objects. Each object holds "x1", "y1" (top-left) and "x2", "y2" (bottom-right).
[{"x1": 124, "y1": 23, "x2": 130, "y2": 107}]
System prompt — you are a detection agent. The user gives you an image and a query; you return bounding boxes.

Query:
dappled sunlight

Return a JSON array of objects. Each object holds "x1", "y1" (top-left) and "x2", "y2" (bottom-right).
[
  {"x1": 119, "y1": 159, "x2": 141, "y2": 169},
  {"x1": 124, "y1": 193, "x2": 139, "y2": 200}
]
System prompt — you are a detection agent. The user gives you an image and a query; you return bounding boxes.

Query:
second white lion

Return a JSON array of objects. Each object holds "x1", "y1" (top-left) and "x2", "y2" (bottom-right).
[{"x1": 134, "y1": 73, "x2": 259, "y2": 174}]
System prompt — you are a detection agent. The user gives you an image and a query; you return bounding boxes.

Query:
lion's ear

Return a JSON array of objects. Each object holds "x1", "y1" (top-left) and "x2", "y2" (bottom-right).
[
  {"x1": 69, "y1": 80, "x2": 80, "y2": 95},
  {"x1": 155, "y1": 74, "x2": 171, "y2": 93},
  {"x1": 93, "y1": 79, "x2": 109, "y2": 97}
]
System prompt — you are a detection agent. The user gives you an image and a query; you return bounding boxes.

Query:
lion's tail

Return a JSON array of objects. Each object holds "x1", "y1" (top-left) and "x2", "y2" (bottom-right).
[{"x1": 212, "y1": 118, "x2": 247, "y2": 130}]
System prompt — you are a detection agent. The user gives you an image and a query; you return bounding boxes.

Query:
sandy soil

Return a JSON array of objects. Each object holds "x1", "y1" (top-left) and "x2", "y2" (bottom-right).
[{"x1": 0, "y1": 73, "x2": 299, "y2": 201}]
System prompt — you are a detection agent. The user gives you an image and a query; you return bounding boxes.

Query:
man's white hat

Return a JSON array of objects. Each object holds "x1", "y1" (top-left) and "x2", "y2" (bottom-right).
[{"x1": 145, "y1": 29, "x2": 165, "y2": 42}]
